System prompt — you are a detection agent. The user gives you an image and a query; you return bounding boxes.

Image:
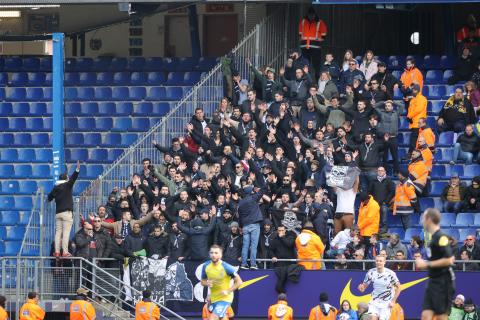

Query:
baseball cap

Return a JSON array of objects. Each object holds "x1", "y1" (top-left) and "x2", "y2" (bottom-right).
[
  {"x1": 378, "y1": 61, "x2": 386, "y2": 67},
  {"x1": 77, "y1": 288, "x2": 89, "y2": 296},
  {"x1": 456, "y1": 294, "x2": 465, "y2": 303}
]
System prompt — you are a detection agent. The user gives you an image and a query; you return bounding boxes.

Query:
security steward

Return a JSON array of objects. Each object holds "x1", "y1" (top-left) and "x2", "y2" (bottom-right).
[
  {"x1": 70, "y1": 288, "x2": 96, "y2": 320},
  {"x1": 0, "y1": 295, "x2": 8, "y2": 320},
  {"x1": 135, "y1": 290, "x2": 160, "y2": 320},
  {"x1": 268, "y1": 293, "x2": 294, "y2": 320},
  {"x1": 19, "y1": 292, "x2": 45, "y2": 320}
]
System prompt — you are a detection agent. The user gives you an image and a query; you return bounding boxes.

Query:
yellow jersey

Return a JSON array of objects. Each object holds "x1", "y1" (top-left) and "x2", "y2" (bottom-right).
[{"x1": 201, "y1": 260, "x2": 237, "y2": 303}]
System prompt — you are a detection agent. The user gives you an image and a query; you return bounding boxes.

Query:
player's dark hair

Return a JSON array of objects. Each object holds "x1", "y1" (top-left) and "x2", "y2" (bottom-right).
[
  {"x1": 27, "y1": 292, "x2": 37, "y2": 299},
  {"x1": 210, "y1": 244, "x2": 223, "y2": 252},
  {"x1": 424, "y1": 208, "x2": 441, "y2": 225}
]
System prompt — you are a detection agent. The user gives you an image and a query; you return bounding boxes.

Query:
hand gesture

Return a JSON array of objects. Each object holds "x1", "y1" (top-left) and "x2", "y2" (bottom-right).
[
  {"x1": 143, "y1": 180, "x2": 149, "y2": 187},
  {"x1": 279, "y1": 67, "x2": 285, "y2": 76},
  {"x1": 232, "y1": 193, "x2": 239, "y2": 201},
  {"x1": 265, "y1": 153, "x2": 273, "y2": 161},
  {"x1": 352, "y1": 150, "x2": 359, "y2": 159},
  {"x1": 178, "y1": 136, "x2": 185, "y2": 144},
  {"x1": 246, "y1": 58, "x2": 252, "y2": 66},
  {"x1": 293, "y1": 122, "x2": 300, "y2": 132},
  {"x1": 191, "y1": 180, "x2": 199, "y2": 189},
  {"x1": 152, "y1": 140, "x2": 157, "y2": 146},
  {"x1": 153, "y1": 203, "x2": 160, "y2": 211},
  {"x1": 303, "y1": 65, "x2": 309, "y2": 74},
  {"x1": 76, "y1": 160, "x2": 81, "y2": 171},
  {"x1": 186, "y1": 123, "x2": 194, "y2": 132},
  {"x1": 153, "y1": 187, "x2": 159, "y2": 196},
  {"x1": 88, "y1": 212, "x2": 95, "y2": 221},
  {"x1": 245, "y1": 151, "x2": 252, "y2": 161},
  {"x1": 127, "y1": 186, "x2": 134, "y2": 196},
  {"x1": 358, "y1": 283, "x2": 367, "y2": 293},
  {"x1": 291, "y1": 180, "x2": 297, "y2": 190},
  {"x1": 384, "y1": 133, "x2": 390, "y2": 141}
]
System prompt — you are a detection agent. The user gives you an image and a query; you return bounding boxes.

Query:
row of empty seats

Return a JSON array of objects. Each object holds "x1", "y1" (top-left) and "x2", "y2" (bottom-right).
[
  {"x1": 389, "y1": 227, "x2": 477, "y2": 243},
  {"x1": 1, "y1": 71, "x2": 205, "y2": 87},
  {"x1": 0, "y1": 56, "x2": 218, "y2": 72},
  {"x1": 366, "y1": 55, "x2": 456, "y2": 70}
]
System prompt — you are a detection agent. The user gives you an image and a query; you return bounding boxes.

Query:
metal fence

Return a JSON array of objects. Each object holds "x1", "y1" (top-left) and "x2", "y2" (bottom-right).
[
  {"x1": 74, "y1": 4, "x2": 302, "y2": 220},
  {"x1": 19, "y1": 188, "x2": 43, "y2": 257}
]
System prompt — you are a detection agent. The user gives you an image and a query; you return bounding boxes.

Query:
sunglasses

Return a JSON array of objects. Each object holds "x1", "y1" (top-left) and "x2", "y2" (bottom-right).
[
  {"x1": 371, "y1": 82, "x2": 378, "y2": 85},
  {"x1": 349, "y1": 63, "x2": 356, "y2": 65},
  {"x1": 467, "y1": 238, "x2": 474, "y2": 241},
  {"x1": 94, "y1": 220, "x2": 101, "y2": 222}
]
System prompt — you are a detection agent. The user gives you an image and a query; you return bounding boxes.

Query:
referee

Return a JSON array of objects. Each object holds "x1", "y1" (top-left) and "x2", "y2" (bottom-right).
[{"x1": 415, "y1": 208, "x2": 456, "y2": 320}]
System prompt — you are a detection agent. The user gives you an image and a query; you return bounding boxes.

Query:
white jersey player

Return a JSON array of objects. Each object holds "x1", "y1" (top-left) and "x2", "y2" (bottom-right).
[{"x1": 358, "y1": 255, "x2": 402, "y2": 320}]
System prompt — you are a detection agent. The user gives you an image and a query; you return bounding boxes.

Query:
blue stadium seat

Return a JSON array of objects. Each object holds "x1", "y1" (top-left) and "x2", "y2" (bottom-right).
[
  {"x1": 7, "y1": 88, "x2": 26, "y2": 101},
  {"x1": 113, "y1": 72, "x2": 130, "y2": 85},
  {"x1": 431, "y1": 165, "x2": 446, "y2": 179},
  {"x1": 166, "y1": 87, "x2": 183, "y2": 101},
  {"x1": 134, "y1": 102, "x2": 153, "y2": 116},
  {"x1": 145, "y1": 57, "x2": 163, "y2": 70},
  {"x1": 445, "y1": 85, "x2": 461, "y2": 98},
  {"x1": 0, "y1": 196, "x2": 14, "y2": 210},
  {"x1": 90, "y1": 149, "x2": 109, "y2": 163},
  {"x1": 75, "y1": 58, "x2": 93, "y2": 71},
  {"x1": 11, "y1": 73, "x2": 28, "y2": 86},
  {"x1": 98, "y1": 102, "x2": 116, "y2": 116},
  {"x1": 167, "y1": 72, "x2": 185, "y2": 85},
  {"x1": 69, "y1": 149, "x2": 88, "y2": 162},
  {"x1": 121, "y1": 133, "x2": 138, "y2": 146},
  {"x1": 5, "y1": 226, "x2": 25, "y2": 240},
  {"x1": 65, "y1": 117, "x2": 78, "y2": 130},
  {"x1": 15, "y1": 133, "x2": 32, "y2": 146},
  {"x1": 149, "y1": 118, "x2": 161, "y2": 127},
  {"x1": 93, "y1": 57, "x2": 112, "y2": 71},
  {"x1": 116, "y1": 102, "x2": 133, "y2": 115},
  {"x1": 441, "y1": 56, "x2": 455, "y2": 69},
  {"x1": 431, "y1": 100, "x2": 443, "y2": 114},
  {"x1": 102, "y1": 132, "x2": 122, "y2": 147},
  {"x1": 84, "y1": 133, "x2": 102, "y2": 146},
  {"x1": 8, "y1": 118, "x2": 26, "y2": 131},
  {"x1": 128, "y1": 57, "x2": 146, "y2": 71},
  {"x1": 197, "y1": 57, "x2": 217, "y2": 71},
  {"x1": 97, "y1": 72, "x2": 113, "y2": 86},
  {"x1": 0, "y1": 165, "x2": 14, "y2": 178},
  {"x1": 112, "y1": 87, "x2": 129, "y2": 100},
  {"x1": 443, "y1": 229, "x2": 459, "y2": 240},
  {"x1": 95, "y1": 87, "x2": 112, "y2": 100},
  {"x1": 65, "y1": 87, "x2": 78, "y2": 101},
  {"x1": 14, "y1": 165, "x2": 32, "y2": 178},
  {"x1": 419, "y1": 198, "x2": 434, "y2": 212},
  {"x1": 26, "y1": 118, "x2": 44, "y2": 131},
  {"x1": 39, "y1": 57, "x2": 52, "y2": 71},
  {"x1": 35, "y1": 149, "x2": 52, "y2": 162},
  {"x1": 31, "y1": 165, "x2": 50, "y2": 179},
  {"x1": 65, "y1": 72, "x2": 79, "y2": 86},
  {"x1": 78, "y1": 118, "x2": 96, "y2": 131},
  {"x1": 1, "y1": 181, "x2": 18, "y2": 194},
  {"x1": 31, "y1": 133, "x2": 50, "y2": 146},
  {"x1": 147, "y1": 72, "x2": 166, "y2": 85},
  {"x1": 78, "y1": 72, "x2": 97, "y2": 86},
  {"x1": 11, "y1": 102, "x2": 29, "y2": 116},
  {"x1": 0, "y1": 134, "x2": 14, "y2": 146},
  {"x1": 147, "y1": 87, "x2": 166, "y2": 101},
  {"x1": 459, "y1": 229, "x2": 476, "y2": 242},
  {"x1": 152, "y1": 102, "x2": 171, "y2": 116},
  {"x1": 438, "y1": 132, "x2": 454, "y2": 147},
  {"x1": 456, "y1": 213, "x2": 474, "y2": 227},
  {"x1": 23, "y1": 58, "x2": 40, "y2": 71},
  {"x1": 18, "y1": 211, "x2": 32, "y2": 225},
  {"x1": 43, "y1": 87, "x2": 52, "y2": 101},
  {"x1": 463, "y1": 165, "x2": 480, "y2": 178},
  {"x1": 130, "y1": 72, "x2": 147, "y2": 85},
  {"x1": 29, "y1": 72, "x2": 47, "y2": 86},
  {"x1": 17, "y1": 149, "x2": 35, "y2": 162},
  {"x1": 82, "y1": 102, "x2": 99, "y2": 116},
  {"x1": 0, "y1": 73, "x2": 7, "y2": 86},
  {"x1": 475, "y1": 214, "x2": 480, "y2": 226},
  {"x1": 387, "y1": 215, "x2": 402, "y2": 227},
  {"x1": 0, "y1": 211, "x2": 19, "y2": 225},
  {"x1": 4, "y1": 240, "x2": 21, "y2": 255},
  {"x1": 184, "y1": 72, "x2": 201, "y2": 85},
  {"x1": 130, "y1": 87, "x2": 146, "y2": 100},
  {"x1": 108, "y1": 149, "x2": 123, "y2": 162},
  {"x1": 178, "y1": 57, "x2": 197, "y2": 71},
  {"x1": 132, "y1": 118, "x2": 150, "y2": 131},
  {"x1": 15, "y1": 197, "x2": 32, "y2": 210},
  {"x1": 73, "y1": 181, "x2": 89, "y2": 194},
  {"x1": 77, "y1": 87, "x2": 95, "y2": 101},
  {"x1": 112, "y1": 118, "x2": 132, "y2": 132},
  {"x1": 19, "y1": 181, "x2": 37, "y2": 195},
  {"x1": 423, "y1": 55, "x2": 441, "y2": 69},
  {"x1": 0, "y1": 149, "x2": 18, "y2": 162},
  {"x1": 65, "y1": 102, "x2": 81, "y2": 116},
  {"x1": 86, "y1": 165, "x2": 103, "y2": 179},
  {"x1": 404, "y1": 228, "x2": 423, "y2": 241},
  {"x1": 66, "y1": 133, "x2": 84, "y2": 146},
  {"x1": 426, "y1": 86, "x2": 445, "y2": 99},
  {"x1": 388, "y1": 228, "x2": 405, "y2": 239},
  {"x1": 4, "y1": 57, "x2": 22, "y2": 71},
  {"x1": 0, "y1": 103, "x2": 12, "y2": 115},
  {"x1": 96, "y1": 117, "x2": 113, "y2": 130},
  {"x1": 110, "y1": 58, "x2": 127, "y2": 71},
  {"x1": 163, "y1": 58, "x2": 178, "y2": 71},
  {"x1": 448, "y1": 165, "x2": 464, "y2": 177},
  {"x1": 440, "y1": 212, "x2": 456, "y2": 227}
]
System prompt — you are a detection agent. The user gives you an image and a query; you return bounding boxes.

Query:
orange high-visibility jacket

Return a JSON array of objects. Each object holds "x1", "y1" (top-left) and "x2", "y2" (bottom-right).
[
  {"x1": 407, "y1": 93, "x2": 427, "y2": 129},
  {"x1": 357, "y1": 196, "x2": 380, "y2": 237},
  {"x1": 295, "y1": 229, "x2": 325, "y2": 270},
  {"x1": 393, "y1": 181, "x2": 417, "y2": 216},
  {"x1": 390, "y1": 303, "x2": 405, "y2": 320},
  {"x1": 19, "y1": 299, "x2": 45, "y2": 320},
  {"x1": 135, "y1": 301, "x2": 160, "y2": 320},
  {"x1": 299, "y1": 18, "x2": 327, "y2": 49},
  {"x1": 401, "y1": 67, "x2": 424, "y2": 90},
  {"x1": 268, "y1": 300, "x2": 294, "y2": 320},
  {"x1": 420, "y1": 147, "x2": 433, "y2": 172},
  {"x1": 0, "y1": 306, "x2": 8, "y2": 320},
  {"x1": 202, "y1": 303, "x2": 234, "y2": 319},
  {"x1": 308, "y1": 305, "x2": 337, "y2": 320},
  {"x1": 416, "y1": 127, "x2": 436, "y2": 149},
  {"x1": 408, "y1": 159, "x2": 429, "y2": 193},
  {"x1": 70, "y1": 299, "x2": 96, "y2": 320}
]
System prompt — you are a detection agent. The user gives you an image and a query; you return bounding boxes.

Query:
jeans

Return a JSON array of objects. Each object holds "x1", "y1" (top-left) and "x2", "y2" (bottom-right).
[
  {"x1": 241, "y1": 223, "x2": 260, "y2": 267},
  {"x1": 55, "y1": 210, "x2": 74, "y2": 254},
  {"x1": 382, "y1": 136, "x2": 399, "y2": 173},
  {"x1": 400, "y1": 214, "x2": 412, "y2": 231},
  {"x1": 453, "y1": 143, "x2": 474, "y2": 164},
  {"x1": 360, "y1": 170, "x2": 377, "y2": 193},
  {"x1": 380, "y1": 204, "x2": 389, "y2": 233},
  {"x1": 443, "y1": 201, "x2": 463, "y2": 213},
  {"x1": 437, "y1": 120, "x2": 466, "y2": 133}
]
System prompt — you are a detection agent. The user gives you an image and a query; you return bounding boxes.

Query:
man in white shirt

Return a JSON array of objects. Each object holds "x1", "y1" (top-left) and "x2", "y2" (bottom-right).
[{"x1": 326, "y1": 227, "x2": 359, "y2": 257}]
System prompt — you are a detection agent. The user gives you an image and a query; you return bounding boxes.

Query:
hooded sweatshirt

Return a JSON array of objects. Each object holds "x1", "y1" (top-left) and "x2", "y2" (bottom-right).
[{"x1": 47, "y1": 169, "x2": 79, "y2": 213}]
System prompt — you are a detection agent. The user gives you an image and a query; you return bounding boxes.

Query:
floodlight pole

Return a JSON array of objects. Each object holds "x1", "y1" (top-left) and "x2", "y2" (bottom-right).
[{"x1": 52, "y1": 33, "x2": 65, "y2": 182}]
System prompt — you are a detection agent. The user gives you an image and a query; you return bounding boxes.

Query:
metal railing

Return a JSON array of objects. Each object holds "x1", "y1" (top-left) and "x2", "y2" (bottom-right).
[
  {"x1": 19, "y1": 188, "x2": 43, "y2": 257},
  {"x1": 75, "y1": 4, "x2": 302, "y2": 220},
  {"x1": 0, "y1": 257, "x2": 185, "y2": 320}
]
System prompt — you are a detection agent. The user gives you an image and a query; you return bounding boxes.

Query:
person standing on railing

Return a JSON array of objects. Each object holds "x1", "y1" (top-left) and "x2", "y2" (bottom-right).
[
  {"x1": 0, "y1": 295, "x2": 8, "y2": 320},
  {"x1": 48, "y1": 160, "x2": 80, "y2": 258},
  {"x1": 19, "y1": 292, "x2": 45, "y2": 320},
  {"x1": 70, "y1": 288, "x2": 96, "y2": 320},
  {"x1": 135, "y1": 290, "x2": 160, "y2": 320}
]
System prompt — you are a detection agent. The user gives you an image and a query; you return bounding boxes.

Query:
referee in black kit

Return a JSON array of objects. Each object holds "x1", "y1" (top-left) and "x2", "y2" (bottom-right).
[{"x1": 415, "y1": 208, "x2": 456, "y2": 320}]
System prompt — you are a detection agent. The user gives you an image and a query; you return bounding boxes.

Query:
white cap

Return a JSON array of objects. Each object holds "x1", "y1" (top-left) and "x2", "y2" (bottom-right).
[{"x1": 456, "y1": 294, "x2": 465, "y2": 302}]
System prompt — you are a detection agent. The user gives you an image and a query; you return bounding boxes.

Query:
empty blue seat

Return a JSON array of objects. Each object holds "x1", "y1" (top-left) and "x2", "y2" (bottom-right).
[
  {"x1": 96, "y1": 117, "x2": 113, "y2": 130},
  {"x1": 93, "y1": 57, "x2": 112, "y2": 71},
  {"x1": 15, "y1": 133, "x2": 32, "y2": 146},
  {"x1": 19, "y1": 181, "x2": 37, "y2": 195},
  {"x1": 166, "y1": 87, "x2": 183, "y2": 101},
  {"x1": 31, "y1": 133, "x2": 49, "y2": 146},
  {"x1": 425, "y1": 70, "x2": 442, "y2": 84},
  {"x1": 130, "y1": 72, "x2": 147, "y2": 85},
  {"x1": 117, "y1": 102, "x2": 133, "y2": 115},
  {"x1": 0, "y1": 197, "x2": 14, "y2": 210},
  {"x1": 121, "y1": 133, "x2": 138, "y2": 146},
  {"x1": 197, "y1": 57, "x2": 217, "y2": 71},
  {"x1": 78, "y1": 118, "x2": 96, "y2": 131},
  {"x1": 39, "y1": 57, "x2": 52, "y2": 71},
  {"x1": 96, "y1": 72, "x2": 113, "y2": 86},
  {"x1": 75, "y1": 58, "x2": 93, "y2": 71},
  {"x1": 427, "y1": 86, "x2": 445, "y2": 99},
  {"x1": 0, "y1": 165, "x2": 14, "y2": 178},
  {"x1": 0, "y1": 149, "x2": 18, "y2": 162},
  {"x1": 26, "y1": 88, "x2": 44, "y2": 101},
  {"x1": 474, "y1": 214, "x2": 480, "y2": 226},
  {"x1": 77, "y1": 87, "x2": 95, "y2": 100},
  {"x1": 17, "y1": 211, "x2": 32, "y2": 225},
  {"x1": 29, "y1": 72, "x2": 47, "y2": 86},
  {"x1": 96, "y1": 102, "x2": 115, "y2": 116},
  {"x1": 23, "y1": 58, "x2": 40, "y2": 71},
  {"x1": 0, "y1": 103, "x2": 13, "y2": 115},
  {"x1": 78, "y1": 72, "x2": 97, "y2": 85},
  {"x1": 0, "y1": 134, "x2": 14, "y2": 146},
  {"x1": 0, "y1": 181, "x2": 17, "y2": 194},
  {"x1": 66, "y1": 133, "x2": 84, "y2": 146},
  {"x1": 112, "y1": 87, "x2": 129, "y2": 100},
  {"x1": 65, "y1": 117, "x2": 78, "y2": 130},
  {"x1": 4, "y1": 240, "x2": 21, "y2": 255},
  {"x1": 0, "y1": 73, "x2": 7, "y2": 86},
  {"x1": 9, "y1": 118, "x2": 26, "y2": 131},
  {"x1": 440, "y1": 212, "x2": 456, "y2": 227},
  {"x1": 463, "y1": 165, "x2": 480, "y2": 178},
  {"x1": 145, "y1": 58, "x2": 163, "y2": 70},
  {"x1": 65, "y1": 102, "x2": 81, "y2": 116},
  {"x1": 441, "y1": 56, "x2": 455, "y2": 69},
  {"x1": 128, "y1": 57, "x2": 146, "y2": 71},
  {"x1": 5, "y1": 226, "x2": 25, "y2": 240},
  {"x1": 4, "y1": 57, "x2": 22, "y2": 71},
  {"x1": 130, "y1": 87, "x2": 146, "y2": 100},
  {"x1": 15, "y1": 197, "x2": 32, "y2": 210},
  {"x1": 103, "y1": 133, "x2": 121, "y2": 146},
  {"x1": 11, "y1": 73, "x2": 28, "y2": 86},
  {"x1": 423, "y1": 55, "x2": 441, "y2": 69},
  {"x1": 35, "y1": 149, "x2": 52, "y2": 162},
  {"x1": 112, "y1": 118, "x2": 132, "y2": 131},
  {"x1": 65, "y1": 87, "x2": 78, "y2": 101},
  {"x1": 456, "y1": 213, "x2": 474, "y2": 227},
  {"x1": 90, "y1": 149, "x2": 108, "y2": 163},
  {"x1": 387, "y1": 215, "x2": 402, "y2": 227},
  {"x1": 31, "y1": 165, "x2": 50, "y2": 178},
  {"x1": 419, "y1": 198, "x2": 434, "y2": 212},
  {"x1": 110, "y1": 58, "x2": 127, "y2": 71},
  {"x1": 443, "y1": 229, "x2": 460, "y2": 240},
  {"x1": 167, "y1": 72, "x2": 185, "y2": 85},
  {"x1": 7, "y1": 88, "x2": 26, "y2": 101},
  {"x1": 431, "y1": 165, "x2": 446, "y2": 179},
  {"x1": 108, "y1": 149, "x2": 123, "y2": 162},
  {"x1": 444, "y1": 85, "x2": 461, "y2": 98},
  {"x1": 64, "y1": 72, "x2": 79, "y2": 86},
  {"x1": 431, "y1": 100, "x2": 443, "y2": 114},
  {"x1": 438, "y1": 132, "x2": 454, "y2": 146},
  {"x1": 86, "y1": 165, "x2": 103, "y2": 179},
  {"x1": 25, "y1": 118, "x2": 44, "y2": 131},
  {"x1": 14, "y1": 165, "x2": 32, "y2": 178},
  {"x1": 134, "y1": 102, "x2": 153, "y2": 116},
  {"x1": 404, "y1": 228, "x2": 423, "y2": 241},
  {"x1": 11, "y1": 102, "x2": 29, "y2": 116},
  {"x1": 113, "y1": 72, "x2": 130, "y2": 85},
  {"x1": 459, "y1": 229, "x2": 476, "y2": 242},
  {"x1": 81, "y1": 102, "x2": 99, "y2": 115},
  {"x1": 83, "y1": 133, "x2": 102, "y2": 146},
  {"x1": 184, "y1": 72, "x2": 201, "y2": 85},
  {"x1": 17, "y1": 149, "x2": 35, "y2": 162},
  {"x1": 132, "y1": 118, "x2": 150, "y2": 131},
  {"x1": 0, "y1": 119, "x2": 8, "y2": 132},
  {"x1": 147, "y1": 87, "x2": 166, "y2": 100},
  {"x1": 147, "y1": 72, "x2": 165, "y2": 85},
  {"x1": 69, "y1": 149, "x2": 88, "y2": 162},
  {"x1": 95, "y1": 87, "x2": 112, "y2": 100},
  {"x1": 0, "y1": 211, "x2": 19, "y2": 225},
  {"x1": 73, "y1": 181, "x2": 90, "y2": 195}
]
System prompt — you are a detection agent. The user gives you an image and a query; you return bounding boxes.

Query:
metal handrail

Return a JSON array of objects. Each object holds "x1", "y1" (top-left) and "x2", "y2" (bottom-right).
[{"x1": 19, "y1": 188, "x2": 43, "y2": 257}]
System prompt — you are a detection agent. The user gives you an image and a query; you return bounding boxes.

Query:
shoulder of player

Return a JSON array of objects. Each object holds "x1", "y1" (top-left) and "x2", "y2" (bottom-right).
[{"x1": 220, "y1": 261, "x2": 238, "y2": 274}]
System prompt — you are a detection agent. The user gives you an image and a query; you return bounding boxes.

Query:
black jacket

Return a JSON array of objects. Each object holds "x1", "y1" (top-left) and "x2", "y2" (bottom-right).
[
  {"x1": 73, "y1": 230, "x2": 97, "y2": 259},
  {"x1": 177, "y1": 217, "x2": 216, "y2": 260},
  {"x1": 370, "y1": 71, "x2": 401, "y2": 98},
  {"x1": 358, "y1": 141, "x2": 383, "y2": 169},
  {"x1": 48, "y1": 170, "x2": 79, "y2": 213},
  {"x1": 339, "y1": 105, "x2": 374, "y2": 142},
  {"x1": 258, "y1": 230, "x2": 276, "y2": 260},
  {"x1": 214, "y1": 216, "x2": 234, "y2": 245},
  {"x1": 168, "y1": 232, "x2": 190, "y2": 261},
  {"x1": 222, "y1": 233, "x2": 243, "y2": 265},
  {"x1": 93, "y1": 228, "x2": 111, "y2": 258},
  {"x1": 270, "y1": 232, "x2": 296, "y2": 262},
  {"x1": 368, "y1": 177, "x2": 396, "y2": 205},
  {"x1": 108, "y1": 239, "x2": 130, "y2": 260},
  {"x1": 145, "y1": 233, "x2": 170, "y2": 258},
  {"x1": 311, "y1": 203, "x2": 331, "y2": 244},
  {"x1": 124, "y1": 232, "x2": 146, "y2": 256},
  {"x1": 457, "y1": 133, "x2": 480, "y2": 153}
]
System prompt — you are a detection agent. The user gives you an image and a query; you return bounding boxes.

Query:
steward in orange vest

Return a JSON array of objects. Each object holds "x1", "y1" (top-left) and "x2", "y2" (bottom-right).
[
  {"x1": 268, "y1": 294, "x2": 294, "y2": 320},
  {"x1": 417, "y1": 137, "x2": 433, "y2": 172},
  {"x1": 400, "y1": 60, "x2": 423, "y2": 91},
  {"x1": 19, "y1": 292, "x2": 45, "y2": 320},
  {"x1": 298, "y1": 7, "x2": 327, "y2": 79},
  {"x1": 393, "y1": 171, "x2": 417, "y2": 218},
  {"x1": 408, "y1": 149, "x2": 430, "y2": 196},
  {"x1": 390, "y1": 302, "x2": 405, "y2": 320},
  {"x1": 0, "y1": 295, "x2": 8, "y2": 320},
  {"x1": 70, "y1": 288, "x2": 96, "y2": 320},
  {"x1": 135, "y1": 290, "x2": 160, "y2": 320},
  {"x1": 357, "y1": 193, "x2": 380, "y2": 239},
  {"x1": 416, "y1": 118, "x2": 436, "y2": 150},
  {"x1": 295, "y1": 222, "x2": 325, "y2": 270},
  {"x1": 308, "y1": 292, "x2": 337, "y2": 320}
]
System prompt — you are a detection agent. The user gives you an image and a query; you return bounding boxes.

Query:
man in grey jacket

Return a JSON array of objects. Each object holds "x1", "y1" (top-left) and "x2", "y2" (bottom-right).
[{"x1": 280, "y1": 65, "x2": 313, "y2": 117}]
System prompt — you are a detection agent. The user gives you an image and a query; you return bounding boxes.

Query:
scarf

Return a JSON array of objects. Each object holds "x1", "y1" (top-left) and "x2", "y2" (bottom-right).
[{"x1": 377, "y1": 175, "x2": 386, "y2": 182}]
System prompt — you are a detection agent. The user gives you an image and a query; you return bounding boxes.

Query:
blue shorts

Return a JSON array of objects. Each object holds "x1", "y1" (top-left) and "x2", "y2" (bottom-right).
[{"x1": 209, "y1": 301, "x2": 231, "y2": 318}]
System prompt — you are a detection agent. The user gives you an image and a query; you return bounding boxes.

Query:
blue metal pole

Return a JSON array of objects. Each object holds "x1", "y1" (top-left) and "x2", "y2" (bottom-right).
[
  {"x1": 52, "y1": 33, "x2": 65, "y2": 182},
  {"x1": 188, "y1": 4, "x2": 201, "y2": 58}
]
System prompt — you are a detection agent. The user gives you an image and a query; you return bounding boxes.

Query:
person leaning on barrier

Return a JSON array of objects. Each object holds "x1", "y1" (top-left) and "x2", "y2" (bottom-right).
[
  {"x1": 19, "y1": 292, "x2": 45, "y2": 320},
  {"x1": 135, "y1": 290, "x2": 160, "y2": 320},
  {"x1": 0, "y1": 295, "x2": 8, "y2": 320},
  {"x1": 70, "y1": 288, "x2": 96, "y2": 320}
]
